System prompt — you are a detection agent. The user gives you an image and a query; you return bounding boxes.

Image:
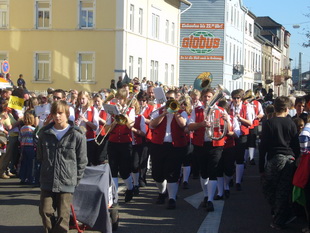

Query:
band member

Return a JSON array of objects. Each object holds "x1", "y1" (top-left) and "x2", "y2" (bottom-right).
[
  {"x1": 179, "y1": 95, "x2": 193, "y2": 189},
  {"x1": 229, "y1": 89, "x2": 252, "y2": 191},
  {"x1": 216, "y1": 100, "x2": 240, "y2": 199},
  {"x1": 137, "y1": 91, "x2": 154, "y2": 187},
  {"x1": 93, "y1": 93, "x2": 108, "y2": 163},
  {"x1": 130, "y1": 99, "x2": 146, "y2": 195},
  {"x1": 150, "y1": 90, "x2": 187, "y2": 209},
  {"x1": 105, "y1": 88, "x2": 135, "y2": 202},
  {"x1": 75, "y1": 91, "x2": 99, "y2": 166},
  {"x1": 244, "y1": 90, "x2": 264, "y2": 165},
  {"x1": 188, "y1": 88, "x2": 229, "y2": 212},
  {"x1": 190, "y1": 89, "x2": 202, "y2": 108}
]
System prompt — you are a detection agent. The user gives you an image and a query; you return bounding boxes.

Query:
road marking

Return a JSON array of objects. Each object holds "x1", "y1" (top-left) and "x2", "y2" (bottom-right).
[{"x1": 185, "y1": 191, "x2": 224, "y2": 233}]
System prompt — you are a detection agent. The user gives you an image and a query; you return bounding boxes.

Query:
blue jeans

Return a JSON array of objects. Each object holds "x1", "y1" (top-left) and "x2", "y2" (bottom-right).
[{"x1": 19, "y1": 146, "x2": 35, "y2": 183}]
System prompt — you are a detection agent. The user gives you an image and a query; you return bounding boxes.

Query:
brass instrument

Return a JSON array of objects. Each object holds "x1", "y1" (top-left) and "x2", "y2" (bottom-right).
[
  {"x1": 205, "y1": 84, "x2": 230, "y2": 140},
  {"x1": 95, "y1": 91, "x2": 138, "y2": 145},
  {"x1": 150, "y1": 99, "x2": 180, "y2": 117},
  {"x1": 104, "y1": 89, "x2": 117, "y2": 104},
  {"x1": 194, "y1": 72, "x2": 213, "y2": 91}
]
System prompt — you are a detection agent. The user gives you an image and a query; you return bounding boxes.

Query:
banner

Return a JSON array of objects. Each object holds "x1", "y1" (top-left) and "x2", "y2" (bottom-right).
[{"x1": 8, "y1": 96, "x2": 24, "y2": 110}]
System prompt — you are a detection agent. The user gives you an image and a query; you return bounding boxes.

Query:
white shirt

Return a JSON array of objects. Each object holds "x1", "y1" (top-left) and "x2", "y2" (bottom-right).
[
  {"x1": 77, "y1": 106, "x2": 99, "y2": 141},
  {"x1": 52, "y1": 125, "x2": 70, "y2": 141},
  {"x1": 106, "y1": 107, "x2": 135, "y2": 125},
  {"x1": 151, "y1": 110, "x2": 187, "y2": 143}
]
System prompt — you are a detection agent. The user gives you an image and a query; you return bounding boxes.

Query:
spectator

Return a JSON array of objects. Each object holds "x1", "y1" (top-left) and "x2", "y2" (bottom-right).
[
  {"x1": 117, "y1": 76, "x2": 123, "y2": 89},
  {"x1": 17, "y1": 74, "x2": 26, "y2": 89},
  {"x1": 110, "y1": 79, "x2": 116, "y2": 90},
  {"x1": 37, "y1": 100, "x2": 87, "y2": 233}
]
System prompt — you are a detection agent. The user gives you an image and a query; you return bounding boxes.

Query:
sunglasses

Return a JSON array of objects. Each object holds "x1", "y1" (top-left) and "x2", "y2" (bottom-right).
[
  {"x1": 53, "y1": 96, "x2": 62, "y2": 100},
  {"x1": 232, "y1": 97, "x2": 241, "y2": 100}
]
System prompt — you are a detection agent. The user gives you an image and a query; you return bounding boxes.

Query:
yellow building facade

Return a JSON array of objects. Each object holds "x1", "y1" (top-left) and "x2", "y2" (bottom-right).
[{"x1": 0, "y1": 0, "x2": 190, "y2": 92}]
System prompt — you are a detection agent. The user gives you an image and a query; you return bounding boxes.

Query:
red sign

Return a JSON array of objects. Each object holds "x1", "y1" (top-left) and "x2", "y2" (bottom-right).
[{"x1": 1, "y1": 60, "x2": 10, "y2": 74}]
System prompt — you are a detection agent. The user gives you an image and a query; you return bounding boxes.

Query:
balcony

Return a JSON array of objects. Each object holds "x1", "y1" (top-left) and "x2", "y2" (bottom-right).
[
  {"x1": 282, "y1": 67, "x2": 292, "y2": 80},
  {"x1": 264, "y1": 71, "x2": 273, "y2": 84},
  {"x1": 274, "y1": 75, "x2": 285, "y2": 86}
]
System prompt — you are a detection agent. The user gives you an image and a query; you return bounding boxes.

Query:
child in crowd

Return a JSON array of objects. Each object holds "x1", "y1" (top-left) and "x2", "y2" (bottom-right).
[{"x1": 18, "y1": 112, "x2": 36, "y2": 184}]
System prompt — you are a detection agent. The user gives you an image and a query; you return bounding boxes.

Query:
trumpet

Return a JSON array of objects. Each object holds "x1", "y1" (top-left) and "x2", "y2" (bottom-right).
[{"x1": 150, "y1": 99, "x2": 180, "y2": 117}]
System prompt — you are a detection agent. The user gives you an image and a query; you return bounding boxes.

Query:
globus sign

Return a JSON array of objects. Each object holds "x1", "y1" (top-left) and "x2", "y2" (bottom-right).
[{"x1": 181, "y1": 31, "x2": 221, "y2": 54}]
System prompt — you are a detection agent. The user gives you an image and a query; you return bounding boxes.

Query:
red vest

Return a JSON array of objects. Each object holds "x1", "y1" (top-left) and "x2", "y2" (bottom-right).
[
  {"x1": 75, "y1": 106, "x2": 96, "y2": 139},
  {"x1": 108, "y1": 108, "x2": 133, "y2": 143},
  {"x1": 98, "y1": 108, "x2": 107, "y2": 136},
  {"x1": 191, "y1": 106, "x2": 225, "y2": 147},
  {"x1": 252, "y1": 100, "x2": 260, "y2": 127},
  {"x1": 229, "y1": 103, "x2": 249, "y2": 136},
  {"x1": 143, "y1": 104, "x2": 154, "y2": 142},
  {"x1": 132, "y1": 115, "x2": 143, "y2": 145},
  {"x1": 151, "y1": 109, "x2": 187, "y2": 147}
]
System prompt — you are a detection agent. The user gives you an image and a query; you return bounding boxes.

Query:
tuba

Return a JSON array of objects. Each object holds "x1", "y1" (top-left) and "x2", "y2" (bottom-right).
[
  {"x1": 205, "y1": 84, "x2": 230, "y2": 140},
  {"x1": 194, "y1": 72, "x2": 213, "y2": 91}
]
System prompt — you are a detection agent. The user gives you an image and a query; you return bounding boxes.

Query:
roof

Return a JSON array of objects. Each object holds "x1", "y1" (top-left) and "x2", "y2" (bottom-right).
[{"x1": 256, "y1": 16, "x2": 282, "y2": 28}]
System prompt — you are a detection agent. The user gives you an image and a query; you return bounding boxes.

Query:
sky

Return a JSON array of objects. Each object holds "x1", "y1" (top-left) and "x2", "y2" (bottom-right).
[{"x1": 242, "y1": 0, "x2": 310, "y2": 73}]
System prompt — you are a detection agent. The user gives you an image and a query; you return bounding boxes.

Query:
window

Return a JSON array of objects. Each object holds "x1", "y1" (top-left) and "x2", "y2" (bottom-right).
[
  {"x1": 171, "y1": 22, "x2": 175, "y2": 44},
  {"x1": 128, "y1": 56, "x2": 133, "y2": 79},
  {"x1": 165, "y1": 63, "x2": 168, "y2": 85},
  {"x1": 35, "y1": 53, "x2": 50, "y2": 81},
  {"x1": 171, "y1": 65, "x2": 174, "y2": 84},
  {"x1": 152, "y1": 13, "x2": 160, "y2": 39},
  {"x1": 138, "y1": 8, "x2": 143, "y2": 34},
  {"x1": 79, "y1": 1, "x2": 94, "y2": 29},
  {"x1": 36, "y1": 1, "x2": 50, "y2": 29},
  {"x1": 150, "y1": 60, "x2": 158, "y2": 81},
  {"x1": 249, "y1": 23, "x2": 252, "y2": 36},
  {"x1": 0, "y1": 2, "x2": 8, "y2": 28},
  {"x1": 129, "y1": 4, "x2": 134, "y2": 31},
  {"x1": 138, "y1": 58, "x2": 142, "y2": 79},
  {"x1": 165, "y1": 20, "x2": 169, "y2": 43},
  {"x1": 78, "y1": 53, "x2": 94, "y2": 82},
  {"x1": 154, "y1": 61, "x2": 158, "y2": 81}
]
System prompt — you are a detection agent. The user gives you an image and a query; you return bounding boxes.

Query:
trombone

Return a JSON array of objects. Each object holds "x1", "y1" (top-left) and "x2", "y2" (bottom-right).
[{"x1": 95, "y1": 91, "x2": 139, "y2": 145}]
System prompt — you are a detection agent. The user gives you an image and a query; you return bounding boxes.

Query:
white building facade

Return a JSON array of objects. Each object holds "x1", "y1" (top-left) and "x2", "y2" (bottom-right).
[{"x1": 116, "y1": 0, "x2": 190, "y2": 87}]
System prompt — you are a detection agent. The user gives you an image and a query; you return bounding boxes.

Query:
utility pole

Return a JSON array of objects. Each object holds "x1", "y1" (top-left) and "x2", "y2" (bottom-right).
[{"x1": 298, "y1": 52, "x2": 302, "y2": 90}]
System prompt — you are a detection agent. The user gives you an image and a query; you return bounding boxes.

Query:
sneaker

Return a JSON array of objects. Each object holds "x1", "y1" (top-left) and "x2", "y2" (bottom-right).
[
  {"x1": 182, "y1": 181, "x2": 189, "y2": 189},
  {"x1": 206, "y1": 201, "x2": 214, "y2": 212},
  {"x1": 156, "y1": 193, "x2": 167, "y2": 204},
  {"x1": 214, "y1": 195, "x2": 224, "y2": 200},
  {"x1": 224, "y1": 190, "x2": 230, "y2": 199},
  {"x1": 6, "y1": 171, "x2": 15, "y2": 177},
  {"x1": 236, "y1": 183, "x2": 242, "y2": 191},
  {"x1": 133, "y1": 186, "x2": 139, "y2": 196},
  {"x1": 167, "y1": 199, "x2": 176, "y2": 209},
  {"x1": 1, "y1": 173, "x2": 10, "y2": 179},
  {"x1": 249, "y1": 159, "x2": 256, "y2": 165},
  {"x1": 200, "y1": 197, "x2": 208, "y2": 208},
  {"x1": 124, "y1": 189, "x2": 134, "y2": 202}
]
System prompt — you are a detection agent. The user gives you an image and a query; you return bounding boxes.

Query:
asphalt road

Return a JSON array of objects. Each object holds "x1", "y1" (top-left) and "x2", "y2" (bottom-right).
[{"x1": 0, "y1": 156, "x2": 307, "y2": 233}]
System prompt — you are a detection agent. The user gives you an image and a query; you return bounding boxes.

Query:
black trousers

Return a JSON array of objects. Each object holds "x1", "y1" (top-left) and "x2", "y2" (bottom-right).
[
  {"x1": 132, "y1": 144, "x2": 144, "y2": 173},
  {"x1": 247, "y1": 126, "x2": 258, "y2": 148},
  {"x1": 217, "y1": 146, "x2": 236, "y2": 177},
  {"x1": 107, "y1": 142, "x2": 132, "y2": 179},
  {"x1": 139, "y1": 141, "x2": 151, "y2": 182},
  {"x1": 87, "y1": 140, "x2": 97, "y2": 166},
  {"x1": 95, "y1": 135, "x2": 109, "y2": 163},
  {"x1": 235, "y1": 135, "x2": 247, "y2": 164},
  {"x1": 182, "y1": 143, "x2": 193, "y2": 167},
  {"x1": 150, "y1": 143, "x2": 186, "y2": 183},
  {"x1": 193, "y1": 142, "x2": 223, "y2": 180}
]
